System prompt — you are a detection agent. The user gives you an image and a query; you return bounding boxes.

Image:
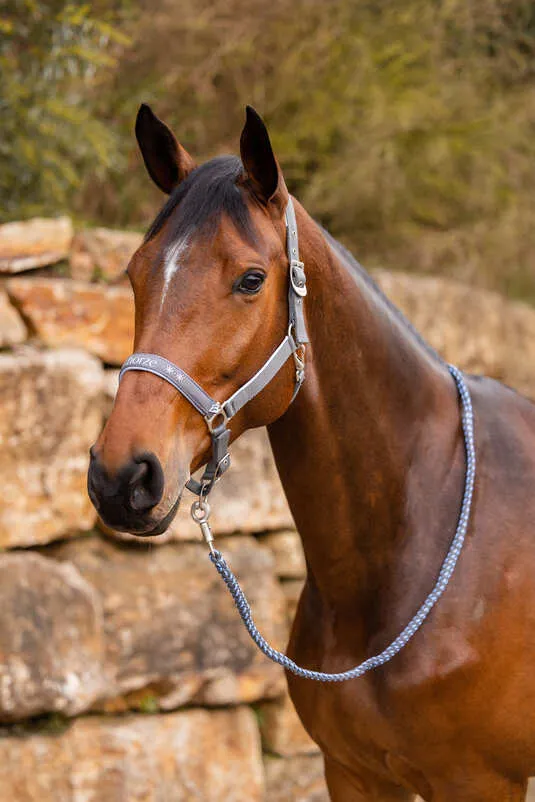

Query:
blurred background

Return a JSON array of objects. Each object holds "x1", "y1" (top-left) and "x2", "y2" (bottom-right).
[
  {"x1": 1, "y1": 1, "x2": 535, "y2": 800},
  {"x1": 4, "y1": 0, "x2": 535, "y2": 299}
]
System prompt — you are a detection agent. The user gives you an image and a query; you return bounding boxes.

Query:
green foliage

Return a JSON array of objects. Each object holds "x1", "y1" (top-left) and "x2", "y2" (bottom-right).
[
  {"x1": 0, "y1": 0, "x2": 131, "y2": 221},
  {"x1": 80, "y1": 0, "x2": 535, "y2": 302},
  {"x1": 5, "y1": 0, "x2": 535, "y2": 301},
  {"x1": 0, "y1": 711, "x2": 71, "y2": 738},
  {"x1": 136, "y1": 693, "x2": 160, "y2": 714}
]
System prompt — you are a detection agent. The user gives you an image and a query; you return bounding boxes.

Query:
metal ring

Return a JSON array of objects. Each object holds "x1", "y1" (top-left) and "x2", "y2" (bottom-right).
[
  {"x1": 191, "y1": 498, "x2": 210, "y2": 524},
  {"x1": 205, "y1": 407, "x2": 229, "y2": 433}
]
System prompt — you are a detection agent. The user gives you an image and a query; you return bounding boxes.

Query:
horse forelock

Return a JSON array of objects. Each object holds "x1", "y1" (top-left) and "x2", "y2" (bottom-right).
[{"x1": 144, "y1": 155, "x2": 258, "y2": 251}]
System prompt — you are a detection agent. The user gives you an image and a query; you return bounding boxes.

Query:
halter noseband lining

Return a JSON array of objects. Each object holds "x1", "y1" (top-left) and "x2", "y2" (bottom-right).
[{"x1": 118, "y1": 197, "x2": 308, "y2": 497}]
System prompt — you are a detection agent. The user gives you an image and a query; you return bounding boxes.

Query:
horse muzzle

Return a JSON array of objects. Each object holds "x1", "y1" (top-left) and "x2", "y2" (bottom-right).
[{"x1": 87, "y1": 448, "x2": 180, "y2": 535}]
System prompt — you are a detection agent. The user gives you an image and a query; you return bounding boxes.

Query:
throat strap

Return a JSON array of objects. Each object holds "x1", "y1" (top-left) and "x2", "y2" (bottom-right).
[
  {"x1": 223, "y1": 335, "x2": 298, "y2": 419},
  {"x1": 286, "y1": 197, "x2": 308, "y2": 346}
]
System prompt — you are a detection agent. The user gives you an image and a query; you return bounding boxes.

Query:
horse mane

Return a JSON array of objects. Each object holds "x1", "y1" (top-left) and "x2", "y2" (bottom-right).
[{"x1": 321, "y1": 227, "x2": 443, "y2": 365}]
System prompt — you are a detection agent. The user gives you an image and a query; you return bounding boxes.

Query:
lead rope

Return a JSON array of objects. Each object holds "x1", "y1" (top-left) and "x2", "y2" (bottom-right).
[{"x1": 191, "y1": 363, "x2": 475, "y2": 681}]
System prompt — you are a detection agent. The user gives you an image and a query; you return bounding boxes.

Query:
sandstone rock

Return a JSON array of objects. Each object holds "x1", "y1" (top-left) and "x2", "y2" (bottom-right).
[
  {"x1": 0, "y1": 217, "x2": 73, "y2": 272},
  {"x1": 373, "y1": 270, "x2": 535, "y2": 399},
  {"x1": 0, "y1": 708, "x2": 264, "y2": 801},
  {"x1": 0, "y1": 553, "x2": 106, "y2": 721},
  {"x1": 7, "y1": 278, "x2": 134, "y2": 365},
  {"x1": 261, "y1": 530, "x2": 306, "y2": 579},
  {"x1": 260, "y1": 693, "x2": 319, "y2": 757},
  {"x1": 0, "y1": 348, "x2": 103, "y2": 547},
  {"x1": 48, "y1": 535, "x2": 287, "y2": 707},
  {"x1": 264, "y1": 755, "x2": 328, "y2": 802},
  {"x1": 0, "y1": 289, "x2": 26, "y2": 346},
  {"x1": 70, "y1": 227, "x2": 142, "y2": 282}
]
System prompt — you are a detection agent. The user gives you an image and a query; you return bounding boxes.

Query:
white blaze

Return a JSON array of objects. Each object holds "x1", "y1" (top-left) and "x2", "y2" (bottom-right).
[{"x1": 161, "y1": 235, "x2": 190, "y2": 308}]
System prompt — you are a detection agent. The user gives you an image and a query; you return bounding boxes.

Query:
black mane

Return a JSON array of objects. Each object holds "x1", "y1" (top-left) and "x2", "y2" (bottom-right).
[
  {"x1": 144, "y1": 155, "x2": 256, "y2": 245},
  {"x1": 322, "y1": 227, "x2": 442, "y2": 364}
]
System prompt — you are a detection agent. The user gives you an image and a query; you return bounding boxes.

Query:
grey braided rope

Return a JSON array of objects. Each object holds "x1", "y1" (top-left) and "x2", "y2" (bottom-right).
[{"x1": 209, "y1": 364, "x2": 475, "y2": 681}]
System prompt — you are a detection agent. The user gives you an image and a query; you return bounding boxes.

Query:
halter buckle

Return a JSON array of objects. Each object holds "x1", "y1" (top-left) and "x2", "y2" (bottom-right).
[
  {"x1": 294, "y1": 344, "x2": 305, "y2": 371},
  {"x1": 288, "y1": 324, "x2": 306, "y2": 385},
  {"x1": 290, "y1": 260, "x2": 307, "y2": 297},
  {"x1": 294, "y1": 344, "x2": 306, "y2": 384}
]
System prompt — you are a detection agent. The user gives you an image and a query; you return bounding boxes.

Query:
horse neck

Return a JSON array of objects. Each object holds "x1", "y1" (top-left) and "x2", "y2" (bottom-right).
[{"x1": 268, "y1": 204, "x2": 460, "y2": 612}]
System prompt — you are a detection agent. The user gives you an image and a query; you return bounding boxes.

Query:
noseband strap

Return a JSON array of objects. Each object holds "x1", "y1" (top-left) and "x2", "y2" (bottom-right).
[
  {"x1": 118, "y1": 353, "x2": 222, "y2": 418},
  {"x1": 119, "y1": 197, "x2": 308, "y2": 497}
]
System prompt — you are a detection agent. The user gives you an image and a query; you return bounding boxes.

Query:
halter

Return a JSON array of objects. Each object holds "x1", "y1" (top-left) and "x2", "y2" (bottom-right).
[
  {"x1": 119, "y1": 197, "x2": 308, "y2": 500},
  {"x1": 119, "y1": 197, "x2": 477, "y2": 682}
]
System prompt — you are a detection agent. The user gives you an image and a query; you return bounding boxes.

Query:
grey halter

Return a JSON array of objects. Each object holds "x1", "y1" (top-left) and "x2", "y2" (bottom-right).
[
  {"x1": 119, "y1": 197, "x2": 477, "y2": 682},
  {"x1": 119, "y1": 197, "x2": 308, "y2": 498}
]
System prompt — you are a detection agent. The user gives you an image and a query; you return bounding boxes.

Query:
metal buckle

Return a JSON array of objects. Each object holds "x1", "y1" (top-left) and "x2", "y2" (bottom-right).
[
  {"x1": 205, "y1": 405, "x2": 229, "y2": 433},
  {"x1": 294, "y1": 344, "x2": 306, "y2": 384},
  {"x1": 290, "y1": 260, "x2": 307, "y2": 297},
  {"x1": 294, "y1": 344, "x2": 305, "y2": 372},
  {"x1": 288, "y1": 324, "x2": 306, "y2": 383}
]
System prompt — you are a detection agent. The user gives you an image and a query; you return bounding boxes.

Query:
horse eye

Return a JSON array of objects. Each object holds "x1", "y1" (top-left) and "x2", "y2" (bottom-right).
[{"x1": 235, "y1": 271, "x2": 266, "y2": 295}]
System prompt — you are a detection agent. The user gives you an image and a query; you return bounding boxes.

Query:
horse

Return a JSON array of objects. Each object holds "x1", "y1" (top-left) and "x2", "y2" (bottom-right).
[{"x1": 88, "y1": 103, "x2": 535, "y2": 801}]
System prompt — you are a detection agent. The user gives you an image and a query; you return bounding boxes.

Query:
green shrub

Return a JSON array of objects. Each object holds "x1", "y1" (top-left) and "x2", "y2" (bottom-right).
[{"x1": 0, "y1": 0, "x2": 131, "y2": 221}]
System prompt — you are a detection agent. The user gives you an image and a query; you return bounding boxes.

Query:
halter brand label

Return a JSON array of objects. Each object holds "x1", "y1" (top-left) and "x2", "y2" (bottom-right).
[
  {"x1": 129, "y1": 355, "x2": 157, "y2": 368},
  {"x1": 125, "y1": 355, "x2": 184, "y2": 383},
  {"x1": 164, "y1": 364, "x2": 184, "y2": 382}
]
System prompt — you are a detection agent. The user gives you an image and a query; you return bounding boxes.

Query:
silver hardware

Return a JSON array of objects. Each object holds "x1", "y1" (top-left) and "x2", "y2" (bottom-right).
[
  {"x1": 191, "y1": 497, "x2": 216, "y2": 555},
  {"x1": 288, "y1": 324, "x2": 306, "y2": 384},
  {"x1": 191, "y1": 497, "x2": 210, "y2": 520},
  {"x1": 294, "y1": 344, "x2": 306, "y2": 384},
  {"x1": 290, "y1": 260, "x2": 307, "y2": 297},
  {"x1": 205, "y1": 405, "x2": 229, "y2": 432},
  {"x1": 294, "y1": 345, "x2": 305, "y2": 372}
]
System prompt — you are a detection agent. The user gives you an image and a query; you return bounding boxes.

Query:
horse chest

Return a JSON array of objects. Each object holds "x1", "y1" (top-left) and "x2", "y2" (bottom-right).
[
  {"x1": 288, "y1": 671, "x2": 394, "y2": 772},
  {"x1": 287, "y1": 602, "x2": 484, "y2": 777}
]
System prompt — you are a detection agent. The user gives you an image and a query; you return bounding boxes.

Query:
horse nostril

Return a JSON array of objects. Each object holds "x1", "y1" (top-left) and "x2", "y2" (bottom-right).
[{"x1": 128, "y1": 452, "x2": 164, "y2": 513}]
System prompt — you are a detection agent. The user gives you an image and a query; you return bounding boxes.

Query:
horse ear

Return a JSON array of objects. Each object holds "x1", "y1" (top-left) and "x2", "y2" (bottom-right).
[
  {"x1": 135, "y1": 104, "x2": 196, "y2": 194},
  {"x1": 240, "y1": 106, "x2": 287, "y2": 210}
]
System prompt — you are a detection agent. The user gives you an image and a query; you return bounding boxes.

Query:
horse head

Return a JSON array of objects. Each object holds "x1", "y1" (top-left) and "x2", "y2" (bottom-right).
[{"x1": 88, "y1": 105, "x2": 301, "y2": 535}]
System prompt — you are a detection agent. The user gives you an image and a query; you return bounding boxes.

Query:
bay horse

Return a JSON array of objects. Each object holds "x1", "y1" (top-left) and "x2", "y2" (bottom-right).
[{"x1": 88, "y1": 104, "x2": 535, "y2": 801}]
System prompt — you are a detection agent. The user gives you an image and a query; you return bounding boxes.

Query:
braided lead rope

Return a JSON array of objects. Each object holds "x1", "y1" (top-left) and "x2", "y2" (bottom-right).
[{"x1": 208, "y1": 364, "x2": 476, "y2": 681}]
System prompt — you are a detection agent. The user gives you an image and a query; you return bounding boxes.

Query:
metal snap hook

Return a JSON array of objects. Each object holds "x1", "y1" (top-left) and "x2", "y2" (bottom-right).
[{"x1": 191, "y1": 497, "x2": 216, "y2": 554}]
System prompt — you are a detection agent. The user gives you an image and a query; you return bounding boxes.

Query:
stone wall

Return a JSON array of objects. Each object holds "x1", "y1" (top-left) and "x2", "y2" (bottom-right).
[{"x1": 1, "y1": 218, "x2": 535, "y2": 801}]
